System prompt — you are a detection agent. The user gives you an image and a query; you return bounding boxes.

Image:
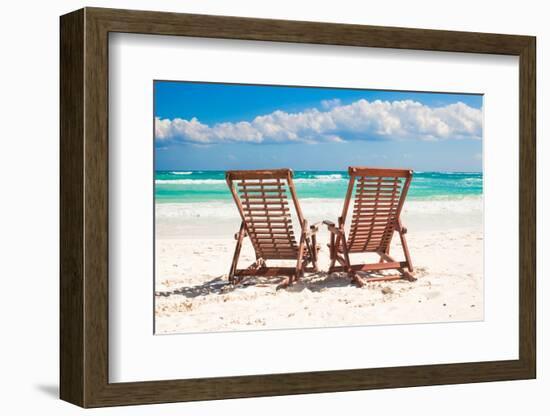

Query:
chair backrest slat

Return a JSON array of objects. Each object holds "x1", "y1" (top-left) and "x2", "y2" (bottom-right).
[
  {"x1": 342, "y1": 167, "x2": 412, "y2": 253},
  {"x1": 226, "y1": 169, "x2": 303, "y2": 260}
]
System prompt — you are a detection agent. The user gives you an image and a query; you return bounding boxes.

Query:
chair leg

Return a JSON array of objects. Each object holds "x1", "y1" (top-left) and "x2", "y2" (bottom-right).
[
  {"x1": 338, "y1": 232, "x2": 364, "y2": 286},
  {"x1": 303, "y1": 237, "x2": 314, "y2": 270},
  {"x1": 228, "y1": 222, "x2": 245, "y2": 284},
  {"x1": 294, "y1": 234, "x2": 305, "y2": 284},
  {"x1": 399, "y1": 230, "x2": 414, "y2": 272},
  {"x1": 339, "y1": 233, "x2": 351, "y2": 272},
  {"x1": 328, "y1": 232, "x2": 336, "y2": 271},
  {"x1": 310, "y1": 233, "x2": 319, "y2": 272}
]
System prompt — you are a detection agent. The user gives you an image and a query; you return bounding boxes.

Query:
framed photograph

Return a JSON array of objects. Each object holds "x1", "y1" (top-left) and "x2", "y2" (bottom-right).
[{"x1": 60, "y1": 7, "x2": 536, "y2": 408}]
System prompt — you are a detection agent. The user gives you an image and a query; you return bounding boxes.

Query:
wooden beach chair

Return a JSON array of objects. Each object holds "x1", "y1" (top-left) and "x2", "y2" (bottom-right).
[
  {"x1": 324, "y1": 167, "x2": 415, "y2": 287},
  {"x1": 226, "y1": 169, "x2": 319, "y2": 287}
]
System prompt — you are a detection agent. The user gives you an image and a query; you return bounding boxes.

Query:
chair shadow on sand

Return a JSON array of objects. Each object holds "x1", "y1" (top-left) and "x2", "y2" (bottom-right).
[
  {"x1": 155, "y1": 270, "x2": 384, "y2": 300},
  {"x1": 155, "y1": 276, "x2": 229, "y2": 299}
]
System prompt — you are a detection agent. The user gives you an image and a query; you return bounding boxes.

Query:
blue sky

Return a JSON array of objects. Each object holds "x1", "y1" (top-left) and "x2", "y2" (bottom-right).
[{"x1": 154, "y1": 81, "x2": 483, "y2": 172}]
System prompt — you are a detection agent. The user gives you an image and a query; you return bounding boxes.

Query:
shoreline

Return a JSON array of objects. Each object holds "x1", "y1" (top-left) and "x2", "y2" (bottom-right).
[{"x1": 155, "y1": 195, "x2": 483, "y2": 239}]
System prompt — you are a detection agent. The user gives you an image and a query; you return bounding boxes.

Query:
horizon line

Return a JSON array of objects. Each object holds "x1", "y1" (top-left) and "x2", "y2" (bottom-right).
[{"x1": 155, "y1": 169, "x2": 483, "y2": 173}]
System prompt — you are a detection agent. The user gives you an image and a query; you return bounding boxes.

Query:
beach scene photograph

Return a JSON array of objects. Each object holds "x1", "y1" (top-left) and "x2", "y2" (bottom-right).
[{"x1": 154, "y1": 81, "x2": 483, "y2": 334}]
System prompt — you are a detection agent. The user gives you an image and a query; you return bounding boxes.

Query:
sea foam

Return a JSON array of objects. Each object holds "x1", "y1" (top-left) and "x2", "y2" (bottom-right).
[
  {"x1": 155, "y1": 179, "x2": 226, "y2": 185},
  {"x1": 155, "y1": 196, "x2": 482, "y2": 221}
]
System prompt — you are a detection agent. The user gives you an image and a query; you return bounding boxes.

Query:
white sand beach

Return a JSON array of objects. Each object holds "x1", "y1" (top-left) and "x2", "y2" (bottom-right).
[{"x1": 155, "y1": 198, "x2": 484, "y2": 334}]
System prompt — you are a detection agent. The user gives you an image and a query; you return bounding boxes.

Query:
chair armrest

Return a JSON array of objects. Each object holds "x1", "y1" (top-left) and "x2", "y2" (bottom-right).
[
  {"x1": 304, "y1": 221, "x2": 321, "y2": 237},
  {"x1": 323, "y1": 220, "x2": 343, "y2": 236},
  {"x1": 234, "y1": 230, "x2": 248, "y2": 239},
  {"x1": 395, "y1": 219, "x2": 407, "y2": 234},
  {"x1": 309, "y1": 221, "x2": 322, "y2": 232}
]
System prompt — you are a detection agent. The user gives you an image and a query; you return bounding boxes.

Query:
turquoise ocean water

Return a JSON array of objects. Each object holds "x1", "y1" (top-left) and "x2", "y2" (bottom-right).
[{"x1": 155, "y1": 171, "x2": 482, "y2": 203}]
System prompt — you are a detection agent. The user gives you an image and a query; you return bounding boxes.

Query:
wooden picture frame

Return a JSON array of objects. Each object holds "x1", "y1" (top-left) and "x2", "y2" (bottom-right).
[{"x1": 60, "y1": 7, "x2": 536, "y2": 408}]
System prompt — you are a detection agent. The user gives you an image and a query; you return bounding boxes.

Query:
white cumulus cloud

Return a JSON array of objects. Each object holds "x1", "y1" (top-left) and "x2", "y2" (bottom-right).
[
  {"x1": 155, "y1": 99, "x2": 482, "y2": 144},
  {"x1": 321, "y1": 98, "x2": 342, "y2": 109}
]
